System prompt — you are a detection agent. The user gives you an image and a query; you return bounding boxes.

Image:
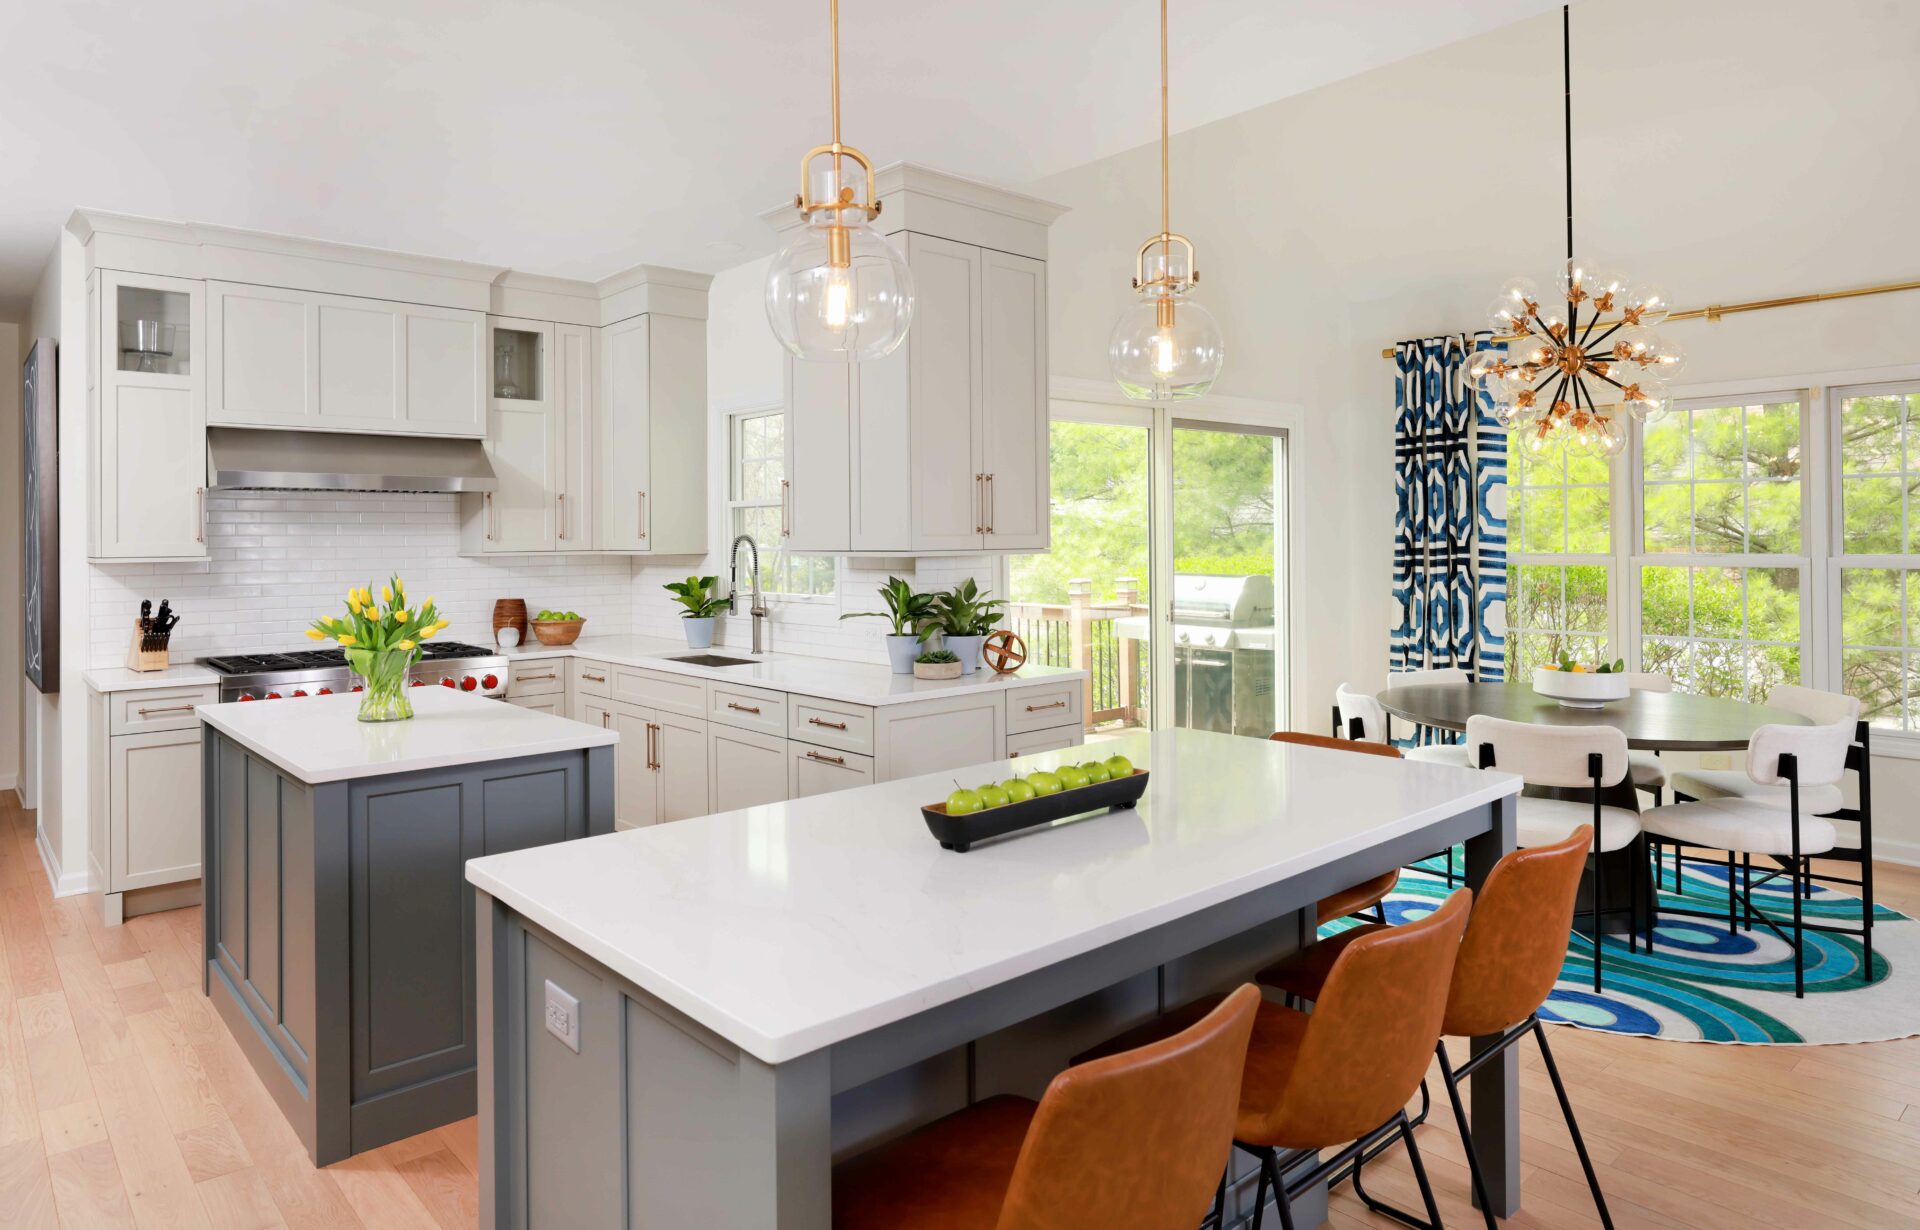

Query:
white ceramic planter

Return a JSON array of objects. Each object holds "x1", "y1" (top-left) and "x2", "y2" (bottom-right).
[{"x1": 1532, "y1": 666, "x2": 1629, "y2": 709}]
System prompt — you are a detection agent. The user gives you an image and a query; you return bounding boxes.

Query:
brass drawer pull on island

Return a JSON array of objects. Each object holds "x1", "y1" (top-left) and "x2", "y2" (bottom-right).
[
  {"x1": 137, "y1": 703, "x2": 197, "y2": 717},
  {"x1": 807, "y1": 717, "x2": 848, "y2": 731},
  {"x1": 805, "y1": 750, "x2": 846, "y2": 766},
  {"x1": 1025, "y1": 700, "x2": 1067, "y2": 713},
  {"x1": 726, "y1": 702, "x2": 762, "y2": 715}
]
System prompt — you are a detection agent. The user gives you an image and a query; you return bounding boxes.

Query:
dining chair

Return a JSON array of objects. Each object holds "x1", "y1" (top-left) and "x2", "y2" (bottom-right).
[
  {"x1": 1258, "y1": 826, "x2": 1613, "y2": 1230},
  {"x1": 1668, "y1": 685, "x2": 1859, "y2": 809},
  {"x1": 1643, "y1": 719, "x2": 1858, "y2": 997},
  {"x1": 832, "y1": 985, "x2": 1261, "y2": 1230},
  {"x1": 1624, "y1": 671, "x2": 1673, "y2": 805},
  {"x1": 1269, "y1": 732, "x2": 1400, "y2": 926},
  {"x1": 1334, "y1": 683, "x2": 1470, "y2": 767},
  {"x1": 1075, "y1": 890, "x2": 1473, "y2": 1230},
  {"x1": 1463, "y1": 715, "x2": 1641, "y2": 990}
]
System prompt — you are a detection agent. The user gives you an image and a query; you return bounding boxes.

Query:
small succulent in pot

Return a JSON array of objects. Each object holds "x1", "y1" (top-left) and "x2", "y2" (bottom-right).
[
  {"x1": 664, "y1": 576, "x2": 728, "y2": 649},
  {"x1": 912, "y1": 647, "x2": 964, "y2": 681}
]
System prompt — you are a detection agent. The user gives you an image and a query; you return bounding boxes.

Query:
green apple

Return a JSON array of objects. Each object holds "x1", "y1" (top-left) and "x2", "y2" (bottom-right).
[
  {"x1": 1103, "y1": 755, "x2": 1134, "y2": 779},
  {"x1": 976, "y1": 784, "x2": 1011, "y2": 809},
  {"x1": 1056, "y1": 765, "x2": 1090, "y2": 790},
  {"x1": 1026, "y1": 771, "x2": 1064, "y2": 796},
  {"x1": 945, "y1": 788, "x2": 983, "y2": 815},
  {"x1": 1080, "y1": 761, "x2": 1112, "y2": 784},
  {"x1": 1001, "y1": 778, "x2": 1037, "y2": 803}
]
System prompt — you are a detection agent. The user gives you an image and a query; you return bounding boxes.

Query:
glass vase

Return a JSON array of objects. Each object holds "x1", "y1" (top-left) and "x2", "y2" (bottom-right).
[{"x1": 352, "y1": 650, "x2": 416, "y2": 722}]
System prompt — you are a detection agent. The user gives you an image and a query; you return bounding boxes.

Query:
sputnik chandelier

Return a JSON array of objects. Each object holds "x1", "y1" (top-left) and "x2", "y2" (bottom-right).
[{"x1": 1466, "y1": 5, "x2": 1682, "y2": 457}]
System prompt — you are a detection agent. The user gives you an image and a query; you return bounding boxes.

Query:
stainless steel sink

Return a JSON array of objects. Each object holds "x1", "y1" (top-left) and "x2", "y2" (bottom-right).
[{"x1": 666, "y1": 654, "x2": 758, "y2": 668}]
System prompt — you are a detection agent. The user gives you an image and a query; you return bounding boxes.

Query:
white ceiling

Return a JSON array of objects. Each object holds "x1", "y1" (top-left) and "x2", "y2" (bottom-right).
[{"x1": 3, "y1": 0, "x2": 1568, "y2": 309}]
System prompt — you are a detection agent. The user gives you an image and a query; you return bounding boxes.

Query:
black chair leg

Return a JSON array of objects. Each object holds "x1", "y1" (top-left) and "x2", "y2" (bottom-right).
[
  {"x1": 1591, "y1": 846, "x2": 1606, "y2": 993},
  {"x1": 1266, "y1": 1150, "x2": 1294, "y2": 1230},
  {"x1": 1351, "y1": 1116, "x2": 1443, "y2": 1229},
  {"x1": 1209, "y1": 1168, "x2": 1227, "y2": 1230},
  {"x1": 1400, "y1": 1115, "x2": 1446, "y2": 1230},
  {"x1": 1250, "y1": 1147, "x2": 1273, "y2": 1230},
  {"x1": 1726, "y1": 851, "x2": 1738, "y2": 939},
  {"x1": 1435, "y1": 1044, "x2": 1498, "y2": 1230},
  {"x1": 1792, "y1": 855, "x2": 1806, "y2": 999},
  {"x1": 1534, "y1": 1018, "x2": 1615, "y2": 1230}
]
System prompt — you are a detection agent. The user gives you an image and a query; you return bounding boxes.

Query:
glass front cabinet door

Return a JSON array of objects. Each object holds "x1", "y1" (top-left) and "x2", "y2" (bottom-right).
[{"x1": 93, "y1": 270, "x2": 208, "y2": 559}]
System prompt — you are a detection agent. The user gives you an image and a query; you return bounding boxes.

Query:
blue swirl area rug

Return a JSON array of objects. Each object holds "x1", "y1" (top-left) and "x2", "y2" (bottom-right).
[{"x1": 1325, "y1": 851, "x2": 1917, "y2": 1046}]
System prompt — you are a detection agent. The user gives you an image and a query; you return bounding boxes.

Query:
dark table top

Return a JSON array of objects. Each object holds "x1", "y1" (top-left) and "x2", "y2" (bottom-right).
[{"x1": 1377, "y1": 682, "x2": 1811, "y2": 751}]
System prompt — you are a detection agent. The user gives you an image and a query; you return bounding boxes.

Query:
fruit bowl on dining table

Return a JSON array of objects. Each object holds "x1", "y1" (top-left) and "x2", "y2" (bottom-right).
[{"x1": 1533, "y1": 660, "x2": 1629, "y2": 708}]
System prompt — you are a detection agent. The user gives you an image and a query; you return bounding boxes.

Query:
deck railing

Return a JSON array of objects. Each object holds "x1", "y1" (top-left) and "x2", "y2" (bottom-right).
[{"x1": 1007, "y1": 578, "x2": 1148, "y2": 730}]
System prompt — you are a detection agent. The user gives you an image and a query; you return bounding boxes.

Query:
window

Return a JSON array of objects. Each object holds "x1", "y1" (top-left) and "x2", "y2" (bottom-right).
[
  {"x1": 728, "y1": 410, "x2": 835, "y2": 600},
  {"x1": 1835, "y1": 386, "x2": 1920, "y2": 730},
  {"x1": 1637, "y1": 398, "x2": 1806, "y2": 700},
  {"x1": 1505, "y1": 431, "x2": 1611, "y2": 676}
]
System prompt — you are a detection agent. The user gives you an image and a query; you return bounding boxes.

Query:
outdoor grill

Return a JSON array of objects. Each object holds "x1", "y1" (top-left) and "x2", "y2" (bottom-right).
[{"x1": 1117, "y1": 573, "x2": 1276, "y2": 738}]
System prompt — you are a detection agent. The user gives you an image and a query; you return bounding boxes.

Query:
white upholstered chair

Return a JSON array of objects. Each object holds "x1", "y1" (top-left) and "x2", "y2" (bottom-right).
[
  {"x1": 1334, "y1": 683, "x2": 1468, "y2": 767},
  {"x1": 1668, "y1": 685, "x2": 1859, "y2": 814},
  {"x1": 1463, "y1": 715, "x2": 1642, "y2": 990},
  {"x1": 1642, "y1": 718, "x2": 1858, "y2": 997},
  {"x1": 1624, "y1": 672, "x2": 1673, "y2": 802}
]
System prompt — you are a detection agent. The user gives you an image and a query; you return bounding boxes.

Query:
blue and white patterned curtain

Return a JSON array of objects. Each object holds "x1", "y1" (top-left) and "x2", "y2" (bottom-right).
[{"x1": 1391, "y1": 333, "x2": 1507, "y2": 680}]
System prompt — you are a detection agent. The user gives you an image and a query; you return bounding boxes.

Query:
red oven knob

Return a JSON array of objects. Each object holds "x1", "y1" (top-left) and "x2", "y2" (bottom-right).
[
  {"x1": 482, "y1": 674, "x2": 499, "y2": 689},
  {"x1": 292, "y1": 690, "x2": 308, "y2": 698},
  {"x1": 460, "y1": 676, "x2": 478, "y2": 692},
  {"x1": 317, "y1": 687, "x2": 333, "y2": 696},
  {"x1": 352, "y1": 685, "x2": 364, "y2": 692},
  {"x1": 266, "y1": 692, "x2": 283, "y2": 700},
  {"x1": 238, "y1": 694, "x2": 256, "y2": 702},
  {"x1": 412, "y1": 680, "x2": 426, "y2": 688},
  {"x1": 441, "y1": 677, "x2": 456, "y2": 688}
]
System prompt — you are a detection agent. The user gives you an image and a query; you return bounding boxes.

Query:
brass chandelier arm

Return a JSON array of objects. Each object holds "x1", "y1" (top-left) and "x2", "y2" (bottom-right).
[{"x1": 1377, "y1": 276, "x2": 1920, "y2": 360}]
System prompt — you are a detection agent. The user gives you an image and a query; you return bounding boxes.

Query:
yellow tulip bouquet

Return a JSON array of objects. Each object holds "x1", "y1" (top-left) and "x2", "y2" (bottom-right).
[{"x1": 308, "y1": 574, "x2": 449, "y2": 722}]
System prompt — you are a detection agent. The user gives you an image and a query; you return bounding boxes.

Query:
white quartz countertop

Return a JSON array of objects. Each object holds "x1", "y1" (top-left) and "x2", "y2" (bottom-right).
[
  {"x1": 84, "y1": 664, "x2": 221, "y2": 693},
  {"x1": 198, "y1": 687, "x2": 618, "y2": 785},
  {"x1": 492, "y1": 634, "x2": 1088, "y2": 707},
  {"x1": 465, "y1": 729, "x2": 1520, "y2": 1065}
]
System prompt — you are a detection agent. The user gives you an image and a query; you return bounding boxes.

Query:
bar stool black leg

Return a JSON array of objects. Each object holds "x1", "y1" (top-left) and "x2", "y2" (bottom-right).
[
  {"x1": 1534, "y1": 1018, "x2": 1616, "y2": 1230},
  {"x1": 1208, "y1": 1168, "x2": 1227, "y2": 1230},
  {"x1": 1399, "y1": 1115, "x2": 1445, "y2": 1230},
  {"x1": 1435, "y1": 1044, "x2": 1498, "y2": 1230}
]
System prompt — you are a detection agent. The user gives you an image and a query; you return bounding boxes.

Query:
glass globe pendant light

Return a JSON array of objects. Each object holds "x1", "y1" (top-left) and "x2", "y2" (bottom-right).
[
  {"x1": 765, "y1": 0, "x2": 913, "y2": 363},
  {"x1": 1110, "y1": 0, "x2": 1224, "y2": 401}
]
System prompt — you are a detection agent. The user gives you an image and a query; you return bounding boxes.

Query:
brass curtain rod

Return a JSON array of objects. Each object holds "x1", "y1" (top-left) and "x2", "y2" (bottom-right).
[{"x1": 1377, "y1": 276, "x2": 1920, "y2": 360}]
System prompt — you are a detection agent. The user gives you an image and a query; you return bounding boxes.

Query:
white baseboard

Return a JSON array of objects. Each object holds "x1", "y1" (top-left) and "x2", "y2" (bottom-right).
[
  {"x1": 1874, "y1": 837, "x2": 1920, "y2": 869},
  {"x1": 35, "y1": 827, "x2": 92, "y2": 898},
  {"x1": 0, "y1": 773, "x2": 16, "y2": 791}
]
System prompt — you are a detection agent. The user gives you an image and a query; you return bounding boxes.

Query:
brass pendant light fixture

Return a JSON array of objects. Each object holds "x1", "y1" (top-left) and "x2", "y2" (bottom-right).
[
  {"x1": 765, "y1": 0, "x2": 915, "y2": 363},
  {"x1": 1468, "y1": 4, "x2": 1682, "y2": 458},
  {"x1": 1109, "y1": 0, "x2": 1224, "y2": 401}
]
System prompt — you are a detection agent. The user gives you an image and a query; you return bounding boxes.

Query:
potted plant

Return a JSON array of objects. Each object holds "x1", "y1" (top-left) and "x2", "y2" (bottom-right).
[
  {"x1": 840, "y1": 576, "x2": 934, "y2": 674},
  {"x1": 920, "y1": 578, "x2": 1006, "y2": 674},
  {"x1": 663, "y1": 576, "x2": 728, "y2": 648},
  {"x1": 307, "y1": 574, "x2": 448, "y2": 722},
  {"x1": 912, "y1": 648, "x2": 962, "y2": 681}
]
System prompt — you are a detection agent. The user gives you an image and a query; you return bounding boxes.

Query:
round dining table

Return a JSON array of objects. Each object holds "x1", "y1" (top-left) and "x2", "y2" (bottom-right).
[{"x1": 1376, "y1": 681, "x2": 1811, "y2": 935}]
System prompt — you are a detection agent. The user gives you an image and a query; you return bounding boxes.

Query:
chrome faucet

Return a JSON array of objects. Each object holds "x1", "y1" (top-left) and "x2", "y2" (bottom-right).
[{"x1": 728, "y1": 534, "x2": 767, "y2": 654}]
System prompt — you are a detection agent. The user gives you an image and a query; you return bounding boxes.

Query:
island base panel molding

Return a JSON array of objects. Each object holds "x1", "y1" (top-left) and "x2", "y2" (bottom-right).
[
  {"x1": 201, "y1": 733, "x2": 614, "y2": 1166},
  {"x1": 476, "y1": 799, "x2": 1512, "y2": 1229}
]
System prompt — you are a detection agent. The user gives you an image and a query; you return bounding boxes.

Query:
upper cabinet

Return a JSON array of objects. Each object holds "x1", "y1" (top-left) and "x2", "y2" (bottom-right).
[
  {"x1": 91, "y1": 271, "x2": 208, "y2": 559},
  {"x1": 775, "y1": 166, "x2": 1064, "y2": 556},
  {"x1": 205, "y1": 281, "x2": 486, "y2": 437},
  {"x1": 462, "y1": 318, "x2": 597, "y2": 554},
  {"x1": 597, "y1": 311, "x2": 708, "y2": 554}
]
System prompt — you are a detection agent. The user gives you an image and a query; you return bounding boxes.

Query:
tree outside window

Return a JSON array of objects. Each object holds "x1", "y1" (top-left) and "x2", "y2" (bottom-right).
[
  {"x1": 1836, "y1": 388, "x2": 1920, "y2": 729},
  {"x1": 1506, "y1": 432, "x2": 1611, "y2": 676},
  {"x1": 729, "y1": 410, "x2": 835, "y2": 600}
]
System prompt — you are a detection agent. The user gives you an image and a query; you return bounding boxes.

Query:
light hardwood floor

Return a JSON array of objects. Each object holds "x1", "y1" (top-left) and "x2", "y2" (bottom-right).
[{"x1": 1, "y1": 789, "x2": 1915, "y2": 1228}]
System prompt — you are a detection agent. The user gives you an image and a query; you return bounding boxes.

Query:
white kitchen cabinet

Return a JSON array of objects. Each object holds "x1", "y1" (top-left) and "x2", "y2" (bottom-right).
[
  {"x1": 789, "y1": 743, "x2": 876, "y2": 798},
  {"x1": 976, "y1": 248, "x2": 1049, "y2": 550},
  {"x1": 611, "y1": 704, "x2": 656, "y2": 830},
  {"x1": 907, "y1": 235, "x2": 987, "y2": 551},
  {"x1": 206, "y1": 280, "x2": 485, "y2": 437},
  {"x1": 708, "y1": 724, "x2": 790, "y2": 812},
  {"x1": 597, "y1": 312, "x2": 708, "y2": 553},
  {"x1": 872, "y1": 691, "x2": 1007, "y2": 782},
  {"x1": 461, "y1": 318, "x2": 596, "y2": 554},
  {"x1": 1005, "y1": 725, "x2": 1085, "y2": 757},
  {"x1": 91, "y1": 271, "x2": 209, "y2": 559},
  {"x1": 609, "y1": 700, "x2": 710, "y2": 828},
  {"x1": 506, "y1": 695, "x2": 564, "y2": 715},
  {"x1": 88, "y1": 684, "x2": 220, "y2": 924}
]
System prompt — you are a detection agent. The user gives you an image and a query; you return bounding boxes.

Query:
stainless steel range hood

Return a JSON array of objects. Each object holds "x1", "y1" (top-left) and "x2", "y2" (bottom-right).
[{"x1": 206, "y1": 427, "x2": 497, "y2": 494}]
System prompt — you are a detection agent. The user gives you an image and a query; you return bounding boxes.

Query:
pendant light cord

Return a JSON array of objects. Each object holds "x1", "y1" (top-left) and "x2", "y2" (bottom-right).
[
  {"x1": 1562, "y1": 3, "x2": 1573, "y2": 263},
  {"x1": 1160, "y1": 0, "x2": 1170, "y2": 241},
  {"x1": 830, "y1": 0, "x2": 843, "y2": 147}
]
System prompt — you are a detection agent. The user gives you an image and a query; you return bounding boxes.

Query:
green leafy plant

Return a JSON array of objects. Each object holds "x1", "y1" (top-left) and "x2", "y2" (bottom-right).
[
  {"x1": 663, "y1": 576, "x2": 727, "y2": 619},
  {"x1": 915, "y1": 648, "x2": 960, "y2": 664},
  {"x1": 1550, "y1": 649, "x2": 1626, "y2": 674},
  {"x1": 839, "y1": 576, "x2": 932, "y2": 637},
  {"x1": 920, "y1": 578, "x2": 1007, "y2": 641}
]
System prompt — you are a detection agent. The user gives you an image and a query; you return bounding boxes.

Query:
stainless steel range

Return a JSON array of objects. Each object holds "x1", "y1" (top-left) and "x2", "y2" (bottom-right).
[{"x1": 200, "y1": 642, "x2": 511, "y2": 703}]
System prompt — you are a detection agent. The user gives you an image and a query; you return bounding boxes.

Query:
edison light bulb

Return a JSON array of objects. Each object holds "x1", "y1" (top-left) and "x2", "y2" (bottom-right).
[
  {"x1": 822, "y1": 271, "x2": 853, "y2": 332},
  {"x1": 766, "y1": 204, "x2": 914, "y2": 362},
  {"x1": 1110, "y1": 290, "x2": 1224, "y2": 401},
  {"x1": 1152, "y1": 330, "x2": 1178, "y2": 376}
]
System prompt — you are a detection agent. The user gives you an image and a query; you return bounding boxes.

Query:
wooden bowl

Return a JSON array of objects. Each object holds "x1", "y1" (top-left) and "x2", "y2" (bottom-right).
[{"x1": 530, "y1": 618, "x2": 585, "y2": 646}]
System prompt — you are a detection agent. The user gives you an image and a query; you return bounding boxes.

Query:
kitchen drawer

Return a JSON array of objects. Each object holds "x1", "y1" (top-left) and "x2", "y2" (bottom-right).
[
  {"x1": 709, "y1": 682, "x2": 786, "y2": 737},
  {"x1": 571, "y1": 658, "x2": 612, "y2": 699},
  {"x1": 109, "y1": 685, "x2": 219, "y2": 735},
  {"x1": 506, "y1": 694, "x2": 564, "y2": 715},
  {"x1": 508, "y1": 658, "x2": 566, "y2": 698},
  {"x1": 1006, "y1": 725, "x2": 1085, "y2": 757},
  {"x1": 611, "y1": 665, "x2": 708, "y2": 719},
  {"x1": 1005, "y1": 683, "x2": 1083, "y2": 735},
  {"x1": 787, "y1": 695, "x2": 874, "y2": 757},
  {"x1": 788, "y1": 741, "x2": 876, "y2": 798}
]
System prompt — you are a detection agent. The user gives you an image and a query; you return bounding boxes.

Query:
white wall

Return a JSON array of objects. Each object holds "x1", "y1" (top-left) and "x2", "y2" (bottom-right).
[
  {"x1": 0, "y1": 322, "x2": 19, "y2": 793},
  {"x1": 1024, "y1": 0, "x2": 1920, "y2": 857}
]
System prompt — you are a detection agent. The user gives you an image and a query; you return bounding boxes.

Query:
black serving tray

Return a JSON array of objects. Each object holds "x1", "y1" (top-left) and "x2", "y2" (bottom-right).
[{"x1": 921, "y1": 769, "x2": 1150, "y2": 852}]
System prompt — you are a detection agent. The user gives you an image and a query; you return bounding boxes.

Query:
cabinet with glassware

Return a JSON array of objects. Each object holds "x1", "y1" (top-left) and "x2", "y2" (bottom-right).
[{"x1": 770, "y1": 165, "x2": 1064, "y2": 555}]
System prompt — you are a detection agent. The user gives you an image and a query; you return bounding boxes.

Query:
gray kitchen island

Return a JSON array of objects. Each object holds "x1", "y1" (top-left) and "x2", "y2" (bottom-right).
[
  {"x1": 466, "y1": 728, "x2": 1523, "y2": 1229},
  {"x1": 199, "y1": 686, "x2": 616, "y2": 1165}
]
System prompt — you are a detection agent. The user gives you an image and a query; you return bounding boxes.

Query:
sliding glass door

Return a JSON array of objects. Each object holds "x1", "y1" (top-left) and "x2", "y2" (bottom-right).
[{"x1": 1006, "y1": 400, "x2": 1290, "y2": 739}]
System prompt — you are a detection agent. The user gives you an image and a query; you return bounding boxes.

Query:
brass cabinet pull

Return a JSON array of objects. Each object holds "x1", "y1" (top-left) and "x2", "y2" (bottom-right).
[
  {"x1": 805, "y1": 750, "x2": 846, "y2": 765},
  {"x1": 137, "y1": 703, "x2": 197, "y2": 716},
  {"x1": 807, "y1": 717, "x2": 848, "y2": 730},
  {"x1": 726, "y1": 702, "x2": 762, "y2": 715},
  {"x1": 974, "y1": 474, "x2": 985, "y2": 534},
  {"x1": 195, "y1": 488, "x2": 206, "y2": 543},
  {"x1": 600, "y1": 710, "x2": 609, "y2": 728},
  {"x1": 637, "y1": 491, "x2": 648, "y2": 540},
  {"x1": 485, "y1": 491, "x2": 495, "y2": 540},
  {"x1": 985, "y1": 473, "x2": 995, "y2": 534},
  {"x1": 581, "y1": 672, "x2": 607, "y2": 683},
  {"x1": 646, "y1": 722, "x2": 659, "y2": 769},
  {"x1": 781, "y1": 478, "x2": 791, "y2": 538},
  {"x1": 1025, "y1": 700, "x2": 1067, "y2": 712},
  {"x1": 557, "y1": 492, "x2": 567, "y2": 540},
  {"x1": 519, "y1": 671, "x2": 557, "y2": 682}
]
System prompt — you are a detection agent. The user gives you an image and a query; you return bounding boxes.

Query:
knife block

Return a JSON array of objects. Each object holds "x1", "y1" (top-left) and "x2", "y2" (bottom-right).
[{"x1": 127, "y1": 624, "x2": 172, "y2": 672}]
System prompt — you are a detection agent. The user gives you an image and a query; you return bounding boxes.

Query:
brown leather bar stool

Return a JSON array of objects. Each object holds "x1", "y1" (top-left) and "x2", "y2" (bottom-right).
[
  {"x1": 1260, "y1": 827, "x2": 1611, "y2": 1230},
  {"x1": 1076, "y1": 889, "x2": 1473, "y2": 1230},
  {"x1": 1269, "y1": 732, "x2": 1401, "y2": 926},
  {"x1": 831, "y1": 985, "x2": 1260, "y2": 1230}
]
